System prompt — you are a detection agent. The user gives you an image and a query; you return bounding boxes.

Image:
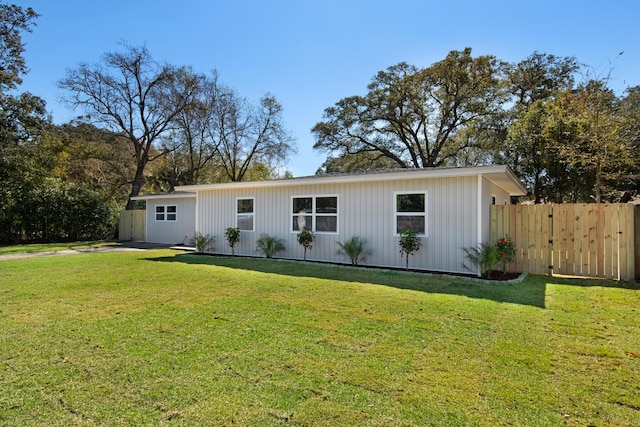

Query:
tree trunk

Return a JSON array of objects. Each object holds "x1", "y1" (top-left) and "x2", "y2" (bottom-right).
[
  {"x1": 533, "y1": 173, "x2": 542, "y2": 204},
  {"x1": 125, "y1": 160, "x2": 147, "y2": 210}
]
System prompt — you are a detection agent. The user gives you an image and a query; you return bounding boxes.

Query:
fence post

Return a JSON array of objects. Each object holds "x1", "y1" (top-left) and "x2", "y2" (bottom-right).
[
  {"x1": 545, "y1": 205, "x2": 553, "y2": 277},
  {"x1": 635, "y1": 205, "x2": 640, "y2": 281}
]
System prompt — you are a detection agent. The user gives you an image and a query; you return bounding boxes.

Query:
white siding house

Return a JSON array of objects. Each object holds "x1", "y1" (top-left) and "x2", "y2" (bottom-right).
[
  {"x1": 135, "y1": 193, "x2": 196, "y2": 245},
  {"x1": 134, "y1": 166, "x2": 526, "y2": 274}
]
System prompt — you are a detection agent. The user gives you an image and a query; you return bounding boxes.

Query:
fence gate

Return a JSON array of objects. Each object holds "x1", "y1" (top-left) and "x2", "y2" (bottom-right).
[
  {"x1": 118, "y1": 210, "x2": 146, "y2": 242},
  {"x1": 491, "y1": 204, "x2": 636, "y2": 281}
]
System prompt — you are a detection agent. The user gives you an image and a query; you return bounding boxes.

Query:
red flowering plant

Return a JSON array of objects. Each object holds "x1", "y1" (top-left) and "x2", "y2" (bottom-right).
[{"x1": 495, "y1": 235, "x2": 516, "y2": 273}]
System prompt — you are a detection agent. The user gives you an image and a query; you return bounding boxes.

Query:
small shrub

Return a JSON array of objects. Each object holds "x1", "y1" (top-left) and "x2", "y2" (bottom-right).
[
  {"x1": 399, "y1": 228, "x2": 422, "y2": 271},
  {"x1": 296, "y1": 228, "x2": 314, "y2": 261},
  {"x1": 336, "y1": 236, "x2": 371, "y2": 266},
  {"x1": 224, "y1": 227, "x2": 240, "y2": 256},
  {"x1": 463, "y1": 243, "x2": 499, "y2": 278},
  {"x1": 496, "y1": 235, "x2": 516, "y2": 272},
  {"x1": 191, "y1": 232, "x2": 213, "y2": 253},
  {"x1": 256, "y1": 233, "x2": 285, "y2": 258}
]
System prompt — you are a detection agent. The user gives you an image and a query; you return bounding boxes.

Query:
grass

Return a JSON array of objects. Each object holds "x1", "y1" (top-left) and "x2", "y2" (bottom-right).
[
  {"x1": 1, "y1": 249, "x2": 639, "y2": 426},
  {"x1": 0, "y1": 240, "x2": 115, "y2": 256}
]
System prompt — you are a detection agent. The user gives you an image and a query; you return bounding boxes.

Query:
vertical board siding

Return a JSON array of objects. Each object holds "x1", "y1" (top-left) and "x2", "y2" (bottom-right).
[
  {"x1": 491, "y1": 204, "x2": 636, "y2": 281},
  {"x1": 196, "y1": 176, "x2": 481, "y2": 274},
  {"x1": 145, "y1": 199, "x2": 196, "y2": 244}
]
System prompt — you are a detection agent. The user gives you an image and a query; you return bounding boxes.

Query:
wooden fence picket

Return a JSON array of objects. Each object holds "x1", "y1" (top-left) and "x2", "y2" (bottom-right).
[{"x1": 491, "y1": 203, "x2": 636, "y2": 281}]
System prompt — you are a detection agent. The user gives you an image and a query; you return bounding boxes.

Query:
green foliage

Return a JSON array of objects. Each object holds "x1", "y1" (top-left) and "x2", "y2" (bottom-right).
[
  {"x1": 496, "y1": 235, "x2": 516, "y2": 272},
  {"x1": 43, "y1": 123, "x2": 135, "y2": 202},
  {"x1": 224, "y1": 227, "x2": 240, "y2": 256},
  {"x1": 312, "y1": 48, "x2": 640, "y2": 202},
  {"x1": 464, "y1": 236, "x2": 517, "y2": 278},
  {"x1": 296, "y1": 228, "x2": 314, "y2": 260},
  {"x1": 191, "y1": 232, "x2": 213, "y2": 253},
  {"x1": 0, "y1": 3, "x2": 39, "y2": 91},
  {"x1": 508, "y1": 52, "x2": 578, "y2": 110},
  {"x1": 313, "y1": 48, "x2": 507, "y2": 169},
  {"x1": 556, "y1": 80, "x2": 634, "y2": 202},
  {"x1": 316, "y1": 152, "x2": 398, "y2": 174},
  {"x1": 463, "y1": 243, "x2": 500, "y2": 278},
  {"x1": 398, "y1": 228, "x2": 422, "y2": 270},
  {"x1": 255, "y1": 233, "x2": 285, "y2": 258},
  {"x1": 0, "y1": 179, "x2": 117, "y2": 244},
  {"x1": 336, "y1": 235, "x2": 371, "y2": 266}
]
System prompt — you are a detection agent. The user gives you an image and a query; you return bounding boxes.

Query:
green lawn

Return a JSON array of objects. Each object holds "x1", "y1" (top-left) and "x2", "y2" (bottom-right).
[
  {"x1": 0, "y1": 240, "x2": 115, "y2": 256},
  {"x1": 1, "y1": 249, "x2": 639, "y2": 426}
]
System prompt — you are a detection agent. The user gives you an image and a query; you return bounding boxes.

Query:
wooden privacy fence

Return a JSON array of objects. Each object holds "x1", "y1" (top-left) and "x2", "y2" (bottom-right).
[
  {"x1": 491, "y1": 204, "x2": 637, "y2": 281},
  {"x1": 118, "y1": 210, "x2": 146, "y2": 242}
]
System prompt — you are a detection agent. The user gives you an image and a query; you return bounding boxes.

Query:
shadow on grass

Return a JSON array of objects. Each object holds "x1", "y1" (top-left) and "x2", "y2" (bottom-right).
[{"x1": 146, "y1": 254, "x2": 561, "y2": 308}]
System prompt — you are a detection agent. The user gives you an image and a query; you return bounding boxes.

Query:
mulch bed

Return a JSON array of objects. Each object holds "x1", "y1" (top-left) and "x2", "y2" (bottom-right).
[{"x1": 485, "y1": 271, "x2": 523, "y2": 281}]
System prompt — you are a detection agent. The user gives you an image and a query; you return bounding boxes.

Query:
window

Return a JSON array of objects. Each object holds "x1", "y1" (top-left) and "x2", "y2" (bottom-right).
[
  {"x1": 155, "y1": 205, "x2": 177, "y2": 222},
  {"x1": 395, "y1": 192, "x2": 426, "y2": 235},
  {"x1": 292, "y1": 195, "x2": 338, "y2": 233},
  {"x1": 236, "y1": 198, "x2": 254, "y2": 231}
]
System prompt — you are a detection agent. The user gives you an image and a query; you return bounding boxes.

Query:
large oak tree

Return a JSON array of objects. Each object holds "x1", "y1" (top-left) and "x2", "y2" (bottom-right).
[
  {"x1": 312, "y1": 48, "x2": 507, "y2": 169},
  {"x1": 58, "y1": 44, "x2": 199, "y2": 209}
]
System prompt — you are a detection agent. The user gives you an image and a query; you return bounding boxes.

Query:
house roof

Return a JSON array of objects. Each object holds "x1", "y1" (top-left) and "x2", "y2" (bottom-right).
[
  {"x1": 130, "y1": 191, "x2": 197, "y2": 201},
  {"x1": 174, "y1": 165, "x2": 527, "y2": 196}
]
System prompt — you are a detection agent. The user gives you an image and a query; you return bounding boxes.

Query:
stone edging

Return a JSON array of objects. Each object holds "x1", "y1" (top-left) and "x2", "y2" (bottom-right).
[{"x1": 443, "y1": 271, "x2": 529, "y2": 285}]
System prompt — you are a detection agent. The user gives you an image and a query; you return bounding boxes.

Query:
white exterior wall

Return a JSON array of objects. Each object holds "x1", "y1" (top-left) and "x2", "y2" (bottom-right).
[
  {"x1": 145, "y1": 197, "x2": 196, "y2": 245},
  {"x1": 480, "y1": 176, "x2": 512, "y2": 244},
  {"x1": 196, "y1": 175, "x2": 481, "y2": 274}
]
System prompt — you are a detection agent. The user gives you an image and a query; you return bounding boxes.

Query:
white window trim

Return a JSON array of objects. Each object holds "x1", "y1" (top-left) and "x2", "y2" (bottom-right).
[
  {"x1": 393, "y1": 191, "x2": 427, "y2": 237},
  {"x1": 236, "y1": 197, "x2": 255, "y2": 232},
  {"x1": 155, "y1": 204, "x2": 177, "y2": 222},
  {"x1": 291, "y1": 194, "x2": 339, "y2": 234}
]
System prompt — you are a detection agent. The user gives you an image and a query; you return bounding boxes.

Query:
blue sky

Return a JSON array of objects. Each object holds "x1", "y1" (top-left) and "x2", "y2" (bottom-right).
[{"x1": 13, "y1": 0, "x2": 640, "y2": 177}]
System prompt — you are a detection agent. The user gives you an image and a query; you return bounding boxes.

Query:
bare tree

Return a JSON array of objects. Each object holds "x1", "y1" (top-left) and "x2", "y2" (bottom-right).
[
  {"x1": 58, "y1": 43, "x2": 198, "y2": 209},
  {"x1": 150, "y1": 71, "x2": 296, "y2": 188},
  {"x1": 211, "y1": 88, "x2": 295, "y2": 182},
  {"x1": 158, "y1": 71, "x2": 223, "y2": 188}
]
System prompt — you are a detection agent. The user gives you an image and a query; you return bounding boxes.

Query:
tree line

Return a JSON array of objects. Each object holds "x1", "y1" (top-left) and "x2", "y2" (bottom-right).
[
  {"x1": 1, "y1": 3, "x2": 638, "y2": 244},
  {"x1": 0, "y1": 3, "x2": 295, "y2": 243},
  {"x1": 313, "y1": 48, "x2": 639, "y2": 203}
]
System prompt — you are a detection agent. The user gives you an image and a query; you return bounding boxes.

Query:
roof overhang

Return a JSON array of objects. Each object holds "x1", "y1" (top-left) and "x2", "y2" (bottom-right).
[
  {"x1": 175, "y1": 165, "x2": 527, "y2": 196},
  {"x1": 478, "y1": 166, "x2": 528, "y2": 196},
  {"x1": 131, "y1": 192, "x2": 196, "y2": 201}
]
